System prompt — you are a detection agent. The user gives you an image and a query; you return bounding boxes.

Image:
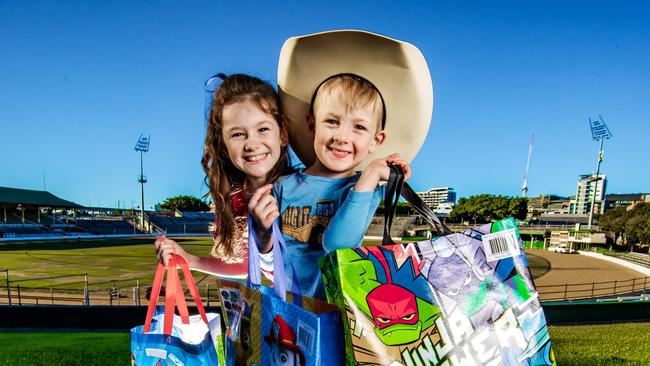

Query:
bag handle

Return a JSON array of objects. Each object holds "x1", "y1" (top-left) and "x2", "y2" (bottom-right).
[
  {"x1": 381, "y1": 165, "x2": 451, "y2": 245},
  {"x1": 248, "y1": 216, "x2": 303, "y2": 305},
  {"x1": 382, "y1": 165, "x2": 406, "y2": 245},
  {"x1": 400, "y1": 182, "x2": 452, "y2": 236},
  {"x1": 143, "y1": 254, "x2": 209, "y2": 335}
]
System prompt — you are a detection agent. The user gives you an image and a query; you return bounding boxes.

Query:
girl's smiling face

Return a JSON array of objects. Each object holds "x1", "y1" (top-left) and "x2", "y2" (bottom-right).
[{"x1": 221, "y1": 98, "x2": 287, "y2": 189}]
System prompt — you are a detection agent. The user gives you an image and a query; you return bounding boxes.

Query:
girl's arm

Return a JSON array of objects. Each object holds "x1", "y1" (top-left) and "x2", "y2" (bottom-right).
[{"x1": 155, "y1": 236, "x2": 247, "y2": 279}]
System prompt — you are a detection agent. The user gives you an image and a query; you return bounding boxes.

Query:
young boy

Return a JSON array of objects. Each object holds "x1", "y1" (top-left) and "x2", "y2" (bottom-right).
[{"x1": 249, "y1": 30, "x2": 433, "y2": 300}]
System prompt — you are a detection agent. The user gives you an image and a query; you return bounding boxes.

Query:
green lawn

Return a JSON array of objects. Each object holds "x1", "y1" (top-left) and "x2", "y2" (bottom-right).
[
  {"x1": 0, "y1": 331, "x2": 129, "y2": 365},
  {"x1": 548, "y1": 323, "x2": 650, "y2": 365},
  {"x1": 0, "y1": 323, "x2": 648, "y2": 365},
  {"x1": 0, "y1": 237, "x2": 214, "y2": 288}
]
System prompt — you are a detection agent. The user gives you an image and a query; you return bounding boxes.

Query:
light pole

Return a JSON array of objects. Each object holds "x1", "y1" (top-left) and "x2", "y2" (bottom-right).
[
  {"x1": 587, "y1": 116, "x2": 612, "y2": 230},
  {"x1": 134, "y1": 134, "x2": 150, "y2": 232}
]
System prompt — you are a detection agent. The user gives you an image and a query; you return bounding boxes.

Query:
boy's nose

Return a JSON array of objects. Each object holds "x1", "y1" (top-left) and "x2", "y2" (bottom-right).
[{"x1": 333, "y1": 126, "x2": 352, "y2": 143}]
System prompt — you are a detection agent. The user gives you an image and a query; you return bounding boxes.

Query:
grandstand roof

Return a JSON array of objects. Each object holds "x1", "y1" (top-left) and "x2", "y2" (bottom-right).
[{"x1": 0, "y1": 186, "x2": 82, "y2": 208}]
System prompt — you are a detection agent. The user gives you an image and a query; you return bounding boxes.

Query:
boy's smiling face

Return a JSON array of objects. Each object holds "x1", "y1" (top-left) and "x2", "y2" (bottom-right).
[{"x1": 306, "y1": 91, "x2": 386, "y2": 178}]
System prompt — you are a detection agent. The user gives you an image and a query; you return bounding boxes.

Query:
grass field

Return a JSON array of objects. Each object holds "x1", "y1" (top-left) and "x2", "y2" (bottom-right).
[
  {"x1": 0, "y1": 323, "x2": 649, "y2": 365},
  {"x1": 0, "y1": 237, "x2": 215, "y2": 289}
]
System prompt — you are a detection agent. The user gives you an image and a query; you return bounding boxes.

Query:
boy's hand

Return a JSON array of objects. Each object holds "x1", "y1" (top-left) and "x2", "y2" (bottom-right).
[
  {"x1": 355, "y1": 153, "x2": 411, "y2": 192},
  {"x1": 248, "y1": 184, "x2": 279, "y2": 253},
  {"x1": 154, "y1": 235, "x2": 187, "y2": 268}
]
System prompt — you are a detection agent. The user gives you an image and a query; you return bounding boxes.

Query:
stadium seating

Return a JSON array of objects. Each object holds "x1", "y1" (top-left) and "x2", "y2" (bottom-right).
[
  {"x1": 74, "y1": 219, "x2": 142, "y2": 235},
  {"x1": 618, "y1": 252, "x2": 650, "y2": 269},
  {"x1": 148, "y1": 213, "x2": 211, "y2": 234},
  {"x1": 365, "y1": 215, "x2": 419, "y2": 239}
]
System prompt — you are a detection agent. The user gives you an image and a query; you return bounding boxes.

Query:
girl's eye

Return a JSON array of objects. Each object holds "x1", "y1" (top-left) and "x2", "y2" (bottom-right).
[
  {"x1": 259, "y1": 127, "x2": 270, "y2": 133},
  {"x1": 231, "y1": 132, "x2": 245, "y2": 138}
]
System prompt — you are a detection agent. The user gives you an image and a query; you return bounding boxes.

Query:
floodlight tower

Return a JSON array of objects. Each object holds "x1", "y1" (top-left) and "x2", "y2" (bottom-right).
[
  {"x1": 521, "y1": 134, "x2": 534, "y2": 198},
  {"x1": 587, "y1": 116, "x2": 612, "y2": 230},
  {"x1": 134, "y1": 134, "x2": 151, "y2": 231}
]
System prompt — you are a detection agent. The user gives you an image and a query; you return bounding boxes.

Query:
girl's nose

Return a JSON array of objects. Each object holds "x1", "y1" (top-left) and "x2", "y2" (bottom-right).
[{"x1": 244, "y1": 136, "x2": 260, "y2": 150}]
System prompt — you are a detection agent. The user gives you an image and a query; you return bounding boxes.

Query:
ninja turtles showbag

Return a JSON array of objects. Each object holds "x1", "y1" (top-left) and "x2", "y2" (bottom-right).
[{"x1": 320, "y1": 167, "x2": 556, "y2": 366}]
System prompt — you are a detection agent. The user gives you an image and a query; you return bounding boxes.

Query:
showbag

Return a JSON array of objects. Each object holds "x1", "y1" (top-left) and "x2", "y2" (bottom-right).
[
  {"x1": 131, "y1": 254, "x2": 225, "y2": 366},
  {"x1": 216, "y1": 219, "x2": 344, "y2": 365},
  {"x1": 320, "y1": 166, "x2": 555, "y2": 365}
]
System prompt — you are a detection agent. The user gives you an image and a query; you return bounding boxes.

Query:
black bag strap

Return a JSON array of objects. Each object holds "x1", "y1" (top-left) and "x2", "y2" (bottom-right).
[
  {"x1": 400, "y1": 181, "x2": 452, "y2": 236},
  {"x1": 382, "y1": 165, "x2": 405, "y2": 245},
  {"x1": 381, "y1": 164, "x2": 452, "y2": 245}
]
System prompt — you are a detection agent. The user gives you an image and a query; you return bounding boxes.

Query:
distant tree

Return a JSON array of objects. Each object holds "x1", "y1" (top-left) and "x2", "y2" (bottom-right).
[
  {"x1": 160, "y1": 195, "x2": 210, "y2": 212},
  {"x1": 449, "y1": 194, "x2": 528, "y2": 223},
  {"x1": 599, "y1": 203, "x2": 650, "y2": 246},
  {"x1": 598, "y1": 206, "x2": 629, "y2": 245},
  {"x1": 626, "y1": 204, "x2": 650, "y2": 245},
  {"x1": 377, "y1": 200, "x2": 414, "y2": 215}
]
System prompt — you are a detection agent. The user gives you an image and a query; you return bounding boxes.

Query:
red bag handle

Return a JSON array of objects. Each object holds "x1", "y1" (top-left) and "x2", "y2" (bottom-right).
[{"x1": 143, "y1": 254, "x2": 209, "y2": 335}]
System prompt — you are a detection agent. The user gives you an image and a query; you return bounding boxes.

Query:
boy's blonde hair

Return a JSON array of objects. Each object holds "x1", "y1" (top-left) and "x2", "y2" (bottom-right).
[{"x1": 310, "y1": 74, "x2": 385, "y2": 132}]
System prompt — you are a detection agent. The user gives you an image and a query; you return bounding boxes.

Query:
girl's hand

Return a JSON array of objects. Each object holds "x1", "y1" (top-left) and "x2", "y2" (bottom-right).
[
  {"x1": 248, "y1": 184, "x2": 279, "y2": 232},
  {"x1": 154, "y1": 235, "x2": 187, "y2": 267},
  {"x1": 248, "y1": 184, "x2": 278, "y2": 253}
]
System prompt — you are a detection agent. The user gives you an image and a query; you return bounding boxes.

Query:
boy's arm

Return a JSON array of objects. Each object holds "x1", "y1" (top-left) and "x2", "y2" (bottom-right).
[
  {"x1": 322, "y1": 153, "x2": 411, "y2": 252},
  {"x1": 322, "y1": 187, "x2": 383, "y2": 252}
]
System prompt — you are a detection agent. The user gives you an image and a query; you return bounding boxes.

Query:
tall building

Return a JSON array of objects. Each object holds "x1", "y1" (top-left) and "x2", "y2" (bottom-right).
[
  {"x1": 569, "y1": 174, "x2": 606, "y2": 215},
  {"x1": 417, "y1": 187, "x2": 456, "y2": 210}
]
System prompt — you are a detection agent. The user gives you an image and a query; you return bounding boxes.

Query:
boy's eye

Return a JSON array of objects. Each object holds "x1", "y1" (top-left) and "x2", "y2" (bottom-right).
[
  {"x1": 324, "y1": 119, "x2": 339, "y2": 126},
  {"x1": 354, "y1": 124, "x2": 368, "y2": 131}
]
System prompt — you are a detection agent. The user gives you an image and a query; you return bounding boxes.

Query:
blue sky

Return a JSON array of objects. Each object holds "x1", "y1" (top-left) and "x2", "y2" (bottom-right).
[{"x1": 1, "y1": 1, "x2": 648, "y2": 209}]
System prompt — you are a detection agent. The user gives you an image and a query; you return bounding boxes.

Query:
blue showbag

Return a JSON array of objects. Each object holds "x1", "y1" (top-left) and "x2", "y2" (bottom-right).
[
  {"x1": 219, "y1": 218, "x2": 344, "y2": 366},
  {"x1": 131, "y1": 254, "x2": 225, "y2": 366}
]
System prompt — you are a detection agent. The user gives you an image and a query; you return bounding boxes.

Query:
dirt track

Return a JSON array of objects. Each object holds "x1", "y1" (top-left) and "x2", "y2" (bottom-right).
[{"x1": 527, "y1": 249, "x2": 648, "y2": 301}]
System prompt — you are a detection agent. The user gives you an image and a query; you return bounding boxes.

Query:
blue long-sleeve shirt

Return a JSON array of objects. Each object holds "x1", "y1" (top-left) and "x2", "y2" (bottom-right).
[{"x1": 271, "y1": 171, "x2": 383, "y2": 299}]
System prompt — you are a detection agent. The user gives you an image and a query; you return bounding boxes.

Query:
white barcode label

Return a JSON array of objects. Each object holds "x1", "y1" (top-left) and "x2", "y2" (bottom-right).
[
  {"x1": 482, "y1": 228, "x2": 520, "y2": 262},
  {"x1": 296, "y1": 320, "x2": 315, "y2": 354},
  {"x1": 145, "y1": 348, "x2": 167, "y2": 358}
]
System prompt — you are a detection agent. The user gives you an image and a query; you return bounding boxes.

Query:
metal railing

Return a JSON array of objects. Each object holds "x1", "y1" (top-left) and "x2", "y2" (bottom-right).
[
  {"x1": 0, "y1": 270, "x2": 220, "y2": 307},
  {"x1": 536, "y1": 276, "x2": 650, "y2": 302}
]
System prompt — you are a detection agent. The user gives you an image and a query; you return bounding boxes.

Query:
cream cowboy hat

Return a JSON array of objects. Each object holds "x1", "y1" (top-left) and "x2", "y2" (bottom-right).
[{"x1": 277, "y1": 29, "x2": 433, "y2": 168}]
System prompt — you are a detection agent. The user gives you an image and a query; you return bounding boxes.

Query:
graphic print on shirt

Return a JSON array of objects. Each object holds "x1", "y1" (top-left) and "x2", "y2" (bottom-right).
[{"x1": 281, "y1": 199, "x2": 336, "y2": 251}]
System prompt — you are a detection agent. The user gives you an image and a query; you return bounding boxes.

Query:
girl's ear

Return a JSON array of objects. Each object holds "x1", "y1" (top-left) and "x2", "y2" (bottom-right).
[
  {"x1": 280, "y1": 126, "x2": 289, "y2": 147},
  {"x1": 306, "y1": 115, "x2": 316, "y2": 140}
]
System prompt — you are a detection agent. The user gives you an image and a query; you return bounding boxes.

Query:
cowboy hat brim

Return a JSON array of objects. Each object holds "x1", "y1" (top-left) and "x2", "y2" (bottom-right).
[{"x1": 278, "y1": 29, "x2": 434, "y2": 169}]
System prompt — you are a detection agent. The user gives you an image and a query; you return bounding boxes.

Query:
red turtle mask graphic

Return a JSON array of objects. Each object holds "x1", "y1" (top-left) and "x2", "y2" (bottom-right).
[
  {"x1": 367, "y1": 283, "x2": 419, "y2": 329},
  {"x1": 362, "y1": 247, "x2": 424, "y2": 345}
]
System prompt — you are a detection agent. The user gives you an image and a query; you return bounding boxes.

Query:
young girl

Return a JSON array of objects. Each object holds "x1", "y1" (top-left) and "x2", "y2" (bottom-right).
[{"x1": 155, "y1": 73, "x2": 293, "y2": 278}]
